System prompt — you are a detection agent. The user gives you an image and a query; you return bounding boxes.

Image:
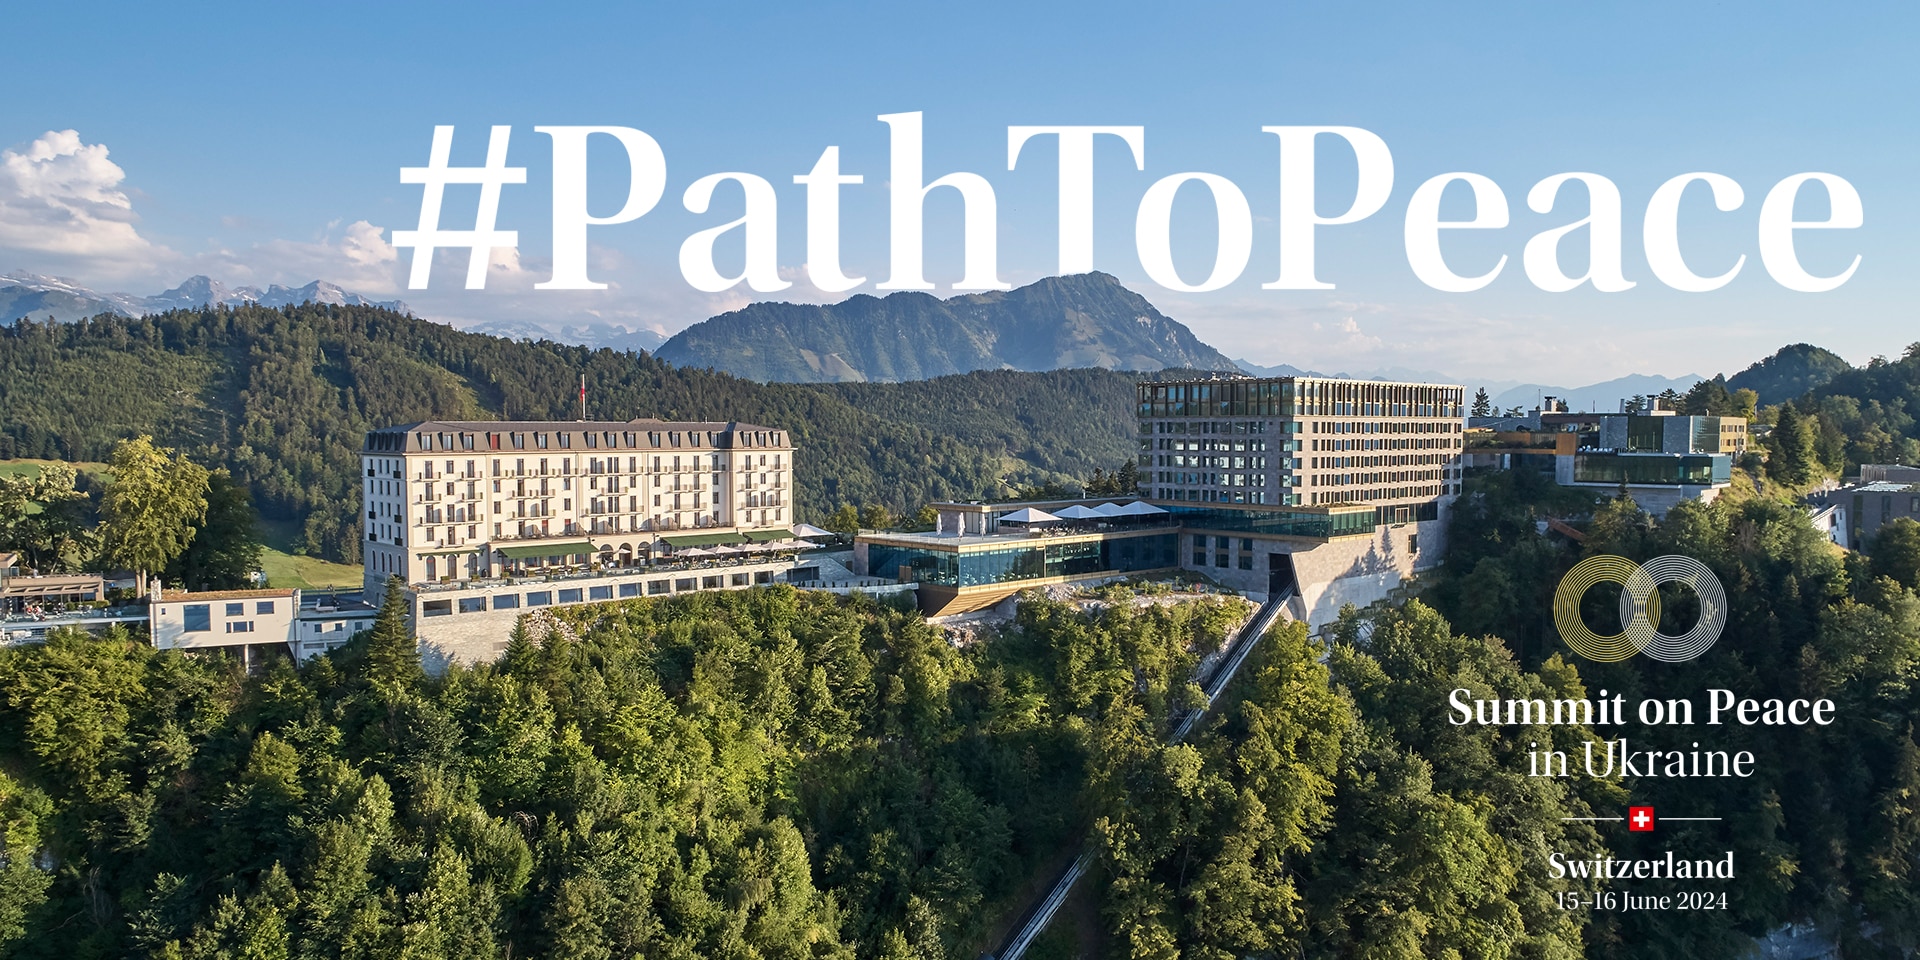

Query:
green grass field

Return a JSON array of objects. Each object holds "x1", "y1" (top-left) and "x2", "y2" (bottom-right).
[
  {"x1": 0, "y1": 458, "x2": 111, "y2": 479},
  {"x1": 3, "y1": 461, "x2": 364, "y2": 590},
  {"x1": 258, "y1": 518, "x2": 362, "y2": 590},
  {"x1": 259, "y1": 545, "x2": 363, "y2": 590}
]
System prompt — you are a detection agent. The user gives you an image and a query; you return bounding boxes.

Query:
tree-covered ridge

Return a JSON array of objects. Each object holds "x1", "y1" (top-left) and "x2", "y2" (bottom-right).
[
  {"x1": 1726, "y1": 343, "x2": 1852, "y2": 408},
  {"x1": 0, "y1": 307, "x2": 1140, "y2": 564},
  {"x1": 0, "y1": 585, "x2": 1260, "y2": 958},
  {"x1": 1414, "y1": 471, "x2": 1920, "y2": 958}
]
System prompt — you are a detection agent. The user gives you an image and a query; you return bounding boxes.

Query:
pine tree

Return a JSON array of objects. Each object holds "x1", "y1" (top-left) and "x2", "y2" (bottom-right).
[
  {"x1": 364, "y1": 577, "x2": 421, "y2": 692},
  {"x1": 1471, "y1": 388, "x2": 1492, "y2": 418},
  {"x1": 1767, "y1": 401, "x2": 1819, "y2": 486}
]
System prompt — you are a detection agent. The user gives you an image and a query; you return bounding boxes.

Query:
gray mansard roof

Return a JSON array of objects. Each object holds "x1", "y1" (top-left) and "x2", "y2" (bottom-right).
[{"x1": 363, "y1": 419, "x2": 792, "y2": 454}]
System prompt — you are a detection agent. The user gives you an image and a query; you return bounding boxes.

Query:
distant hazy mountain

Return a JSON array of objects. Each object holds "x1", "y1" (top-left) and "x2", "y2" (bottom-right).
[
  {"x1": 1490, "y1": 374, "x2": 1705, "y2": 414},
  {"x1": 655, "y1": 272, "x2": 1241, "y2": 383},
  {"x1": 0, "y1": 271, "x2": 409, "y2": 323},
  {"x1": 466, "y1": 319, "x2": 668, "y2": 354},
  {"x1": 1727, "y1": 343, "x2": 1852, "y2": 406},
  {"x1": 1234, "y1": 358, "x2": 1317, "y2": 378}
]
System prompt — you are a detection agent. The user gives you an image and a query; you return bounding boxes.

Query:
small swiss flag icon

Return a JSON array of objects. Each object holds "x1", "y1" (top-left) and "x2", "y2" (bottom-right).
[{"x1": 1629, "y1": 806, "x2": 1656, "y2": 832}]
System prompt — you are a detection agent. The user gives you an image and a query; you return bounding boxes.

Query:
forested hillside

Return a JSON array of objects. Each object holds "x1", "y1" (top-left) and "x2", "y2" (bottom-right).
[
  {"x1": 1407, "y1": 470, "x2": 1920, "y2": 957},
  {"x1": 1788, "y1": 341, "x2": 1920, "y2": 469},
  {"x1": 1726, "y1": 343, "x2": 1852, "y2": 407},
  {"x1": 0, "y1": 307, "x2": 1137, "y2": 563},
  {"x1": 0, "y1": 573, "x2": 1627, "y2": 959},
  {"x1": 0, "y1": 585, "x2": 1252, "y2": 958},
  {"x1": 821, "y1": 368, "x2": 1140, "y2": 480}
]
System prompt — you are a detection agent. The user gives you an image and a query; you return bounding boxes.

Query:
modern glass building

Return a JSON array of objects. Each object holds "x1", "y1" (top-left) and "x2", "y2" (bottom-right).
[
  {"x1": 1137, "y1": 375, "x2": 1465, "y2": 525},
  {"x1": 1570, "y1": 453, "x2": 1732, "y2": 486},
  {"x1": 865, "y1": 531, "x2": 1181, "y2": 588}
]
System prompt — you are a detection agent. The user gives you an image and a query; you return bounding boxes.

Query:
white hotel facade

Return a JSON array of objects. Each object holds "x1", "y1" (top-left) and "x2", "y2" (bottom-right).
[
  {"x1": 360, "y1": 419, "x2": 802, "y2": 665},
  {"x1": 362, "y1": 418, "x2": 794, "y2": 590}
]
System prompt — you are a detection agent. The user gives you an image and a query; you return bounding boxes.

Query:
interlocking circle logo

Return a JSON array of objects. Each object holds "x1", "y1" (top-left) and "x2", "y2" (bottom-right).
[{"x1": 1553, "y1": 555, "x2": 1726, "y2": 662}]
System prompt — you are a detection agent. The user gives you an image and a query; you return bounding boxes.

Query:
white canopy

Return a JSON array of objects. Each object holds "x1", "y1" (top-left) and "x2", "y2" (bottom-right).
[
  {"x1": 710, "y1": 545, "x2": 746, "y2": 555},
  {"x1": 1114, "y1": 500, "x2": 1168, "y2": 516},
  {"x1": 676, "y1": 546, "x2": 716, "y2": 557},
  {"x1": 1053, "y1": 504, "x2": 1103, "y2": 519},
  {"x1": 790, "y1": 523, "x2": 835, "y2": 538},
  {"x1": 999, "y1": 507, "x2": 1060, "y2": 525},
  {"x1": 1090, "y1": 502, "x2": 1127, "y2": 517}
]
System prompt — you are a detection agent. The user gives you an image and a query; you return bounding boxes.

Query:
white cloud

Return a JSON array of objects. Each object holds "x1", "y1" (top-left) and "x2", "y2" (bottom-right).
[
  {"x1": 0, "y1": 130, "x2": 169, "y2": 264},
  {"x1": 207, "y1": 218, "x2": 403, "y2": 293}
]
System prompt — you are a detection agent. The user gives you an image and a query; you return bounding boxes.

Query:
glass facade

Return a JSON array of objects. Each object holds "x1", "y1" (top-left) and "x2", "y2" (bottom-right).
[
  {"x1": 1572, "y1": 453, "x2": 1731, "y2": 486},
  {"x1": 867, "y1": 533, "x2": 1180, "y2": 588},
  {"x1": 1163, "y1": 505, "x2": 1377, "y2": 539},
  {"x1": 1138, "y1": 376, "x2": 1464, "y2": 510}
]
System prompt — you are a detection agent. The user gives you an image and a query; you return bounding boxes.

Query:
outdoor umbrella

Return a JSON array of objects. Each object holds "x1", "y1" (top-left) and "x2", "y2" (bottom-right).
[{"x1": 999, "y1": 507, "x2": 1060, "y2": 525}]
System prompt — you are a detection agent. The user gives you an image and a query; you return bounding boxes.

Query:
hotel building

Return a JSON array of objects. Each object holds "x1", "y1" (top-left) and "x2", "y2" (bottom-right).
[
  {"x1": 857, "y1": 375, "x2": 1466, "y2": 625},
  {"x1": 1138, "y1": 376, "x2": 1465, "y2": 523},
  {"x1": 360, "y1": 418, "x2": 803, "y2": 666},
  {"x1": 363, "y1": 419, "x2": 794, "y2": 590}
]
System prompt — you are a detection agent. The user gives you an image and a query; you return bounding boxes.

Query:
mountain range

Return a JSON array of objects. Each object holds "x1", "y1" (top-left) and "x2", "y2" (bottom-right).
[
  {"x1": 0, "y1": 271, "x2": 410, "y2": 323},
  {"x1": 6, "y1": 266, "x2": 1856, "y2": 415},
  {"x1": 653, "y1": 272, "x2": 1241, "y2": 382}
]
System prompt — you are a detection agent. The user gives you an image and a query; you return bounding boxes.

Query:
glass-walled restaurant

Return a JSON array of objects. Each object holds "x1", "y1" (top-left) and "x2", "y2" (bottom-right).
[
  {"x1": 1572, "y1": 453, "x2": 1731, "y2": 486},
  {"x1": 866, "y1": 533, "x2": 1181, "y2": 588}
]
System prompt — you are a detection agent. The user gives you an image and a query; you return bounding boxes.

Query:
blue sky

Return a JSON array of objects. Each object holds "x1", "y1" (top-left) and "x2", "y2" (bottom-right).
[{"x1": 2, "y1": 0, "x2": 1913, "y2": 386}]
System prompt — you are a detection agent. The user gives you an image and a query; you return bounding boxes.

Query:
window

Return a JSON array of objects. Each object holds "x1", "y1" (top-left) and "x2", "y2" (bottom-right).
[
  {"x1": 422, "y1": 600, "x2": 452, "y2": 617},
  {"x1": 702, "y1": 576, "x2": 722, "y2": 589},
  {"x1": 675, "y1": 578, "x2": 697, "y2": 591},
  {"x1": 184, "y1": 605, "x2": 211, "y2": 632},
  {"x1": 558, "y1": 588, "x2": 584, "y2": 603},
  {"x1": 226, "y1": 602, "x2": 245, "y2": 617},
  {"x1": 458, "y1": 597, "x2": 487, "y2": 613},
  {"x1": 648, "y1": 580, "x2": 671, "y2": 595},
  {"x1": 256, "y1": 600, "x2": 276, "y2": 615},
  {"x1": 1238, "y1": 555, "x2": 1253, "y2": 570},
  {"x1": 1193, "y1": 550, "x2": 1207, "y2": 566},
  {"x1": 731, "y1": 573, "x2": 750, "y2": 586},
  {"x1": 225, "y1": 621, "x2": 255, "y2": 633},
  {"x1": 589, "y1": 585, "x2": 613, "y2": 600},
  {"x1": 493, "y1": 593, "x2": 520, "y2": 609},
  {"x1": 618, "y1": 582, "x2": 641, "y2": 598},
  {"x1": 526, "y1": 591, "x2": 553, "y2": 606},
  {"x1": 1215, "y1": 553, "x2": 1229, "y2": 568}
]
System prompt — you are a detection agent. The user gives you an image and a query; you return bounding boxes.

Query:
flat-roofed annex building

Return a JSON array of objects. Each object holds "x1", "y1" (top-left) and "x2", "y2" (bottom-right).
[
  {"x1": 362, "y1": 419, "x2": 794, "y2": 594},
  {"x1": 1138, "y1": 375, "x2": 1466, "y2": 524}
]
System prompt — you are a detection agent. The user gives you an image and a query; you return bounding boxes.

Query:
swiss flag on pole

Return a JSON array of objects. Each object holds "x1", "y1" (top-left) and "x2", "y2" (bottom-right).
[{"x1": 1629, "y1": 806, "x2": 1655, "y2": 832}]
